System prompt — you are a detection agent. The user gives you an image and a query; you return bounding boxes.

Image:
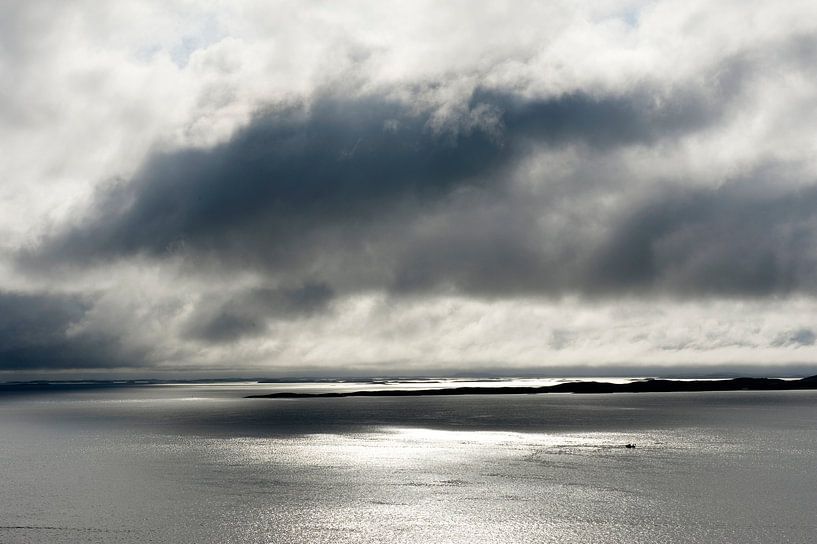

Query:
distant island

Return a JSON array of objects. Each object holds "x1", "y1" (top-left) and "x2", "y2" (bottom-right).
[{"x1": 246, "y1": 375, "x2": 817, "y2": 399}]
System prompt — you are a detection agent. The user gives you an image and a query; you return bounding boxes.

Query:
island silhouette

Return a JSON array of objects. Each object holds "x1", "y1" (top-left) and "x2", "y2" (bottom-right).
[{"x1": 246, "y1": 375, "x2": 817, "y2": 398}]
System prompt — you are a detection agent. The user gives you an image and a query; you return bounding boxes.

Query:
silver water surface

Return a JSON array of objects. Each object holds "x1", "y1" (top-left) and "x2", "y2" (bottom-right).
[{"x1": 1, "y1": 383, "x2": 816, "y2": 543}]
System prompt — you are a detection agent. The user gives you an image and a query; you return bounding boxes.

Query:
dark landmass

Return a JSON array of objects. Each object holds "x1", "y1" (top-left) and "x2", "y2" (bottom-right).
[
  {"x1": 0, "y1": 377, "x2": 258, "y2": 394},
  {"x1": 256, "y1": 378, "x2": 443, "y2": 384},
  {"x1": 246, "y1": 375, "x2": 817, "y2": 399}
]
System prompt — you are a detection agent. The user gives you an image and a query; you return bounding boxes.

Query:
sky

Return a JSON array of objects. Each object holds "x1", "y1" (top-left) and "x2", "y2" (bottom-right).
[{"x1": 3, "y1": 0, "x2": 817, "y2": 379}]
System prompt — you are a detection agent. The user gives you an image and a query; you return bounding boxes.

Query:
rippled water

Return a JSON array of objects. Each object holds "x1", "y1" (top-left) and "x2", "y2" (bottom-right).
[{"x1": 1, "y1": 383, "x2": 816, "y2": 543}]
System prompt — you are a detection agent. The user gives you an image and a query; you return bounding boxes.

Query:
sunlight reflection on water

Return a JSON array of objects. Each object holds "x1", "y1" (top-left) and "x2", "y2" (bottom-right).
[
  {"x1": 2, "y1": 387, "x2": 817, "y2": 543},
  {"x1": 210, "y1": 427, "x2": 660, "y2": 467}
]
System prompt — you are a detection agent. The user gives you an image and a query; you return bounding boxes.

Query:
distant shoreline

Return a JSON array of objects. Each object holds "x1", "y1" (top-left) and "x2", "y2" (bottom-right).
[{"x1": 246, "y1": 375, "x2": 817, "y2": 399}]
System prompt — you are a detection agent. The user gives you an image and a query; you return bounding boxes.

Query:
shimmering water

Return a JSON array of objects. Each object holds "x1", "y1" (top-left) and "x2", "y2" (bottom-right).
[{"x1": 1, "y1": 383, "x2": 816, "y2": 543}]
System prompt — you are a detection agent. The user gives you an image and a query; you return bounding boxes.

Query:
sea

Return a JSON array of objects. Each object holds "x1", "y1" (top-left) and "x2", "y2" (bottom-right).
[{"x1": 1, "y1": 379, "x2": 816, "y2": 543}]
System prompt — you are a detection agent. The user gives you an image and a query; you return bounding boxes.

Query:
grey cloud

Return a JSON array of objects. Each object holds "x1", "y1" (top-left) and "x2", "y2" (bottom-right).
[
  {"x1": 773, "y1": 328, "x2": 817, "y2": 347},
  {"x1": 0, "y1": 291, "x2": 140, "y2": 370},
  {"x1": 25, "y1": 82, "x2": 726, "y2": 269},
  {"x1": 27, "y1": 93, "x2": 505, "y2": 266},
  {"x1": 588, "y1": 181, "x2": 817, "y2": 296},
  {"x1": 186, "y1": 283, "x2": 334, "y2": 343},
  {"x1": 359, "y1": 166, "x2": 817, "y2": 298},
  {"x1": 20, "y1": 58, "x2": 810, "y2": 304},
  {"x1": 472, "y1": 86, "x2": 721, "y2": 149}
]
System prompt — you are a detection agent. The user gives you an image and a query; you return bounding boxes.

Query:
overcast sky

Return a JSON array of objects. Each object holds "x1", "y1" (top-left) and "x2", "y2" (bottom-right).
[{"x1": 3, "y1": 0, "x2": 817, "y2": 378}]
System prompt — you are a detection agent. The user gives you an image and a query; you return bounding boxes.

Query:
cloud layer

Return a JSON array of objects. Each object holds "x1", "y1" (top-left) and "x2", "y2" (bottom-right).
[{"x1": 4, "y1": 0, "x2": 817, "y2": 375}]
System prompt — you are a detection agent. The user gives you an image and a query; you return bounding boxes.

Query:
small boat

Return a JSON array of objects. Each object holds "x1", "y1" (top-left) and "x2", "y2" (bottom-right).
[{"x1": 624, "y1": 443, "x2": 636, "y2": 449}]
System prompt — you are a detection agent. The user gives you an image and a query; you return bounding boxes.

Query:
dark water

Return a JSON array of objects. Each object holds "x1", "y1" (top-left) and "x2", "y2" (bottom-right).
[{"x1": 1, "y1": 383, "x2": 816, "y2": 543}]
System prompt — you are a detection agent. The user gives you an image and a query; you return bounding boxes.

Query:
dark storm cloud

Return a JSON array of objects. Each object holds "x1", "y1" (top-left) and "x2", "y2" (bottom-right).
[
  {"x1": 588, "y1": 181, "x2": 817, "y2": 296},
  {"x1": 0, "y1": 291, "x2": 138, "y2": 370},
  {"x1": 391, "y1": 177, "x2": 817, "y2": 297},
  {"x1": 26, "y1": 84, "x2": 723, "y2": 266},
  {"x1": 472, "y1": 86, "x2": 719, "y2": 148},
  {"x1": 772, "y1": 328, "x2": 817, "y2": 347},
  {"x1": 29, "y1": 93, "x2": 505, "y2": 265},
  {"x1": 23, "y1": 74, "x2": 788, "y2": 305},
  {"x1": 186, "y1": 282, "x2": 334, "y2": 343}
]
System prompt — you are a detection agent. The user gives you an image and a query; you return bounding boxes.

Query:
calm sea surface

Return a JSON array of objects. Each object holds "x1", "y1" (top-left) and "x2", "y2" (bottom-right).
[{"x1": 1, "y1": 381, "x2": 816, "y2": 543}]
